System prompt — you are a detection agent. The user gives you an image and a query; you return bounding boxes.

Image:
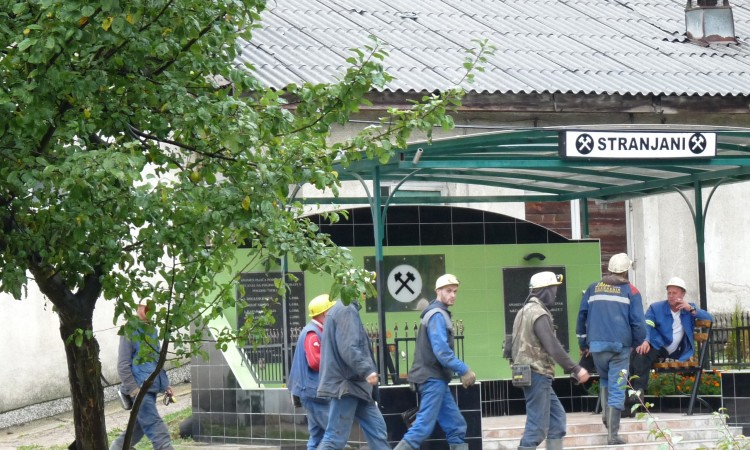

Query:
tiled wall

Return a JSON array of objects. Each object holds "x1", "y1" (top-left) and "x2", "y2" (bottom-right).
[
  {"x1": 480, "y1": 378, "x2": 598, "y2": 417},
  {"x1": 192, "y1": 341, "x2": 483, "y2": 449},
  {"x1": 721, "y1": 371, "x2": 750, "y2": 434},
  {"x1": 307, "y1": 205, "x2": 569, "y2": 247},
  {"x1": 479, "y1": 376, "x2": 719, "y2": 418}
]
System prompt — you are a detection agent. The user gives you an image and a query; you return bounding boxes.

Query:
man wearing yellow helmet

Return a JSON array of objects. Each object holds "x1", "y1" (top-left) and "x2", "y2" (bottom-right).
[{"x1": 287, "y1": 294, "x2": 337, "y2": 450}]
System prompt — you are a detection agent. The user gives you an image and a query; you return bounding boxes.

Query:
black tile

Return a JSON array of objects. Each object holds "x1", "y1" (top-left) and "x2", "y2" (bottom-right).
[
  {"x1": 484, "y1": 222, "x2": 517, "y2": 244},
  {"x1": 419, "y1": 206, "x2": 452, "y2": 223},
  {"x1": 320, "y1": 224, "x2": 354, "y2": 247},
  {"x1": 386, "y1": 224, "x2": 420, "y2": 246},
  {"x1": 732, "y1": 398, "x2": 750, "y2": 418},
  {"x1": 508, "y1": 399, "x2": 527, "y2": 415},
  {"x1": 463, "y1": 410, "x2": 482, "y2": 437},
  {"x1": 353, "y1": 224, "x2": 375, "y2": 246},
  {"x1": 506, "y1": 384, "x2": 526, "y2": 400},
  {"x1": 209, "y1": 365, "x2": 227, "y2": 389},
  {"x1": 379, "y1": 386, "x2": 418, "y2": 414},
  {"x1": 420, "y1": 223, "x2": 452, "y2": 245},
  {"x1": 210, "y1": 390, "x2": 224, "y2": 413},
  {"x1": 225, "y1": 413, "x2": 238, "y2": 437},
  {"x1": 733, "y1": 373, "x2": 750, "y2": 397},
  {"x1": 195, "y1": 366, "x2": 210, "y2": 389},
  {"x1": 451, "y1": 207, "x2": 485, "y2": 223},
  {"x1": 516, "y1": 222, "x2": 548, "y2": 244},
  {"x1": 722, "y1": 372, "x2": 735, "y2": 397},
  {"x1": 547, "y1": 230, "x2": 569, "y2": 243},
  {"x1": 195, "y1": 389, "x2": 211, "y2": 413},
  {"x1": 420, "y1": 440, "x2": 448, "y2": 450},
  {"x1": 456, "y1": 383, "x2": 481, "y2": 409},
  {"x1": 452, "y1": 223, "x2": 485, "y2": 245},
  {"x1": 223, "y1": 389, "x2": 237, "y2": 413},
  {"x1": 352, "y1": 207, "x2": 373, "y2": 224},
  {"x1": 466, "y1": 436, "x2": 482, "y2": 450},
  {"x1": 384, "y1": 413, "x2": 409, "y2": 442},
  {"x1": 237, "y1": 413, "x2": 253, "y2": 437},
  {"x1": 387, "y1": 206, "x2": 420, "y2": 224}
]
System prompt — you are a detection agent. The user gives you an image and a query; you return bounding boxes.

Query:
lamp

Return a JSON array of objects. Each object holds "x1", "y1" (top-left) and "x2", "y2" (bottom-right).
[
  {"x1": 523, "y1": 252, "x2": 546, "y2": 261},
  {"x1": 412, "y1": 148, "x2": 423, "y2": 164}
]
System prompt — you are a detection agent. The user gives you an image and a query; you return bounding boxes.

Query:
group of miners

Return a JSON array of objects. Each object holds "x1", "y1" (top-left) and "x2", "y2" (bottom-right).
[{"x1": 285, "y1": 255, "x2": 712, "y2": 450}]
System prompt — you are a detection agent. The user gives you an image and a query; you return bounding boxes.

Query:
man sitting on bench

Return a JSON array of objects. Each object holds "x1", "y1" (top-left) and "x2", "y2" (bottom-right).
[{"x1": 629, "y1": 276, "x2": 713, "y2": 405}]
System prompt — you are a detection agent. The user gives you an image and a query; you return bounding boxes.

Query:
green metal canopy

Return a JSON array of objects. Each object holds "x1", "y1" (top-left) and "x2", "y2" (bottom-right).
[
  {"x1": 316, "y1": 124, "x2": 750, "y2": 384},
  {"x1": 328, "y1": 124, "x2": 750, "y2": 205}
]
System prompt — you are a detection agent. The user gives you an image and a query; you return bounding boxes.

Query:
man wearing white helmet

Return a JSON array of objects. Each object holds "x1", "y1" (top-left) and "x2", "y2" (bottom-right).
[
  {"x1": 393, "y1": 274, "x2": 476, "y2": 450},
  {"x1": 575, "y1": 253, "x2": 646, "y2": 446},
  {"x1": 512, "y1": 271, "x2": 590, "y2": 450},
  {"x1": 288, "y1": 294, "x2": 337, "y2": 450},
  {"x1": 629, "y1": 276, "x2": 713, "y2": 406}
]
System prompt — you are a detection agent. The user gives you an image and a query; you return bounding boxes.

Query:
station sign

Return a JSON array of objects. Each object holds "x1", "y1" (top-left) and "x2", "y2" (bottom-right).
[{"x1": 559, "y1": 130, "x2": 716, "y2": 159}]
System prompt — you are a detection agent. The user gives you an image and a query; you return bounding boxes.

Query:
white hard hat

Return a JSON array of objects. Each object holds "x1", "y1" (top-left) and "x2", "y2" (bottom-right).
[
  {"x1": 529, "y1": 271, "x2": 564, "y2": 289},
  {"x1": 435, "y1": 274, "x2": 460, "y2": 290},
  {"x1": 608, "y1": 253, "x2": 632, "y2": 274},
  {"x1": 666, "y1": 276, "x2": 687, "y2": 291}
]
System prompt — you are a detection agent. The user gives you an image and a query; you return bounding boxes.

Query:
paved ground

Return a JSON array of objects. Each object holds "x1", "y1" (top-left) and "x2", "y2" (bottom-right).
[{"x1": 0, "y1": 382, "x2": 196, "y2": 449}]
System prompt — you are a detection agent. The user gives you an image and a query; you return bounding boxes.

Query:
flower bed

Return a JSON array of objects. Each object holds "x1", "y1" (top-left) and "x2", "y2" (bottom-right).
[{"x1": 583, "y1": 370, "x2": 722, "y2": 396}]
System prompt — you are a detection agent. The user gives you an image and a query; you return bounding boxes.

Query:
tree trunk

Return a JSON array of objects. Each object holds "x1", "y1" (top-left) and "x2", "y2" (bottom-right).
[
  {"x1": 59, "y1": 317, "x2": 109, "y2": 450},
  {"x1": 29, "y1": 266, "x2": 107, "y2": 450}
]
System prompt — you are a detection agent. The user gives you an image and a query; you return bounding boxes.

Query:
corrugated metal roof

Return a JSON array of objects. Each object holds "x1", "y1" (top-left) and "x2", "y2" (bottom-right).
[{"x1": 238, "y1": 0, "x2": 750, "y2": 96}]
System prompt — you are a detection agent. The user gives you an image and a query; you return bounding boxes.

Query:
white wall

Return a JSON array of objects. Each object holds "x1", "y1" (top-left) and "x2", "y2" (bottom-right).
[
  {"x1": 0, "y1": 285, "x2": 121, "y2": 413},
  {"x1": 630, "y1": 182, "x2": 750, "y2": 313}
]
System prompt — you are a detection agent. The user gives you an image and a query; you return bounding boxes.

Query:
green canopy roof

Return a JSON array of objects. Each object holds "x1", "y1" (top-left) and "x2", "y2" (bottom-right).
[{"x1": 327, "y1": 125, "x2": 750, "y2": 205}]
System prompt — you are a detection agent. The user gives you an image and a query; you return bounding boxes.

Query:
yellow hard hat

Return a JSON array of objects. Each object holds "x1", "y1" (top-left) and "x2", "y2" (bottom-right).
[{"x1": 308, "y1": 294, "x2": 336, "y2": 318}]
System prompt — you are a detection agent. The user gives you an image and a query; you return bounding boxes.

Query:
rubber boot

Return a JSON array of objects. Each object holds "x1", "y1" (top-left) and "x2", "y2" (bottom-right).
[
  {"x1": 546, "y1": 438, "x2": 564, "y2": 450},
  {"x1": 394, "y1": 440, "x2": 417, "y2": 450},
  {"x1": 607, "y1": 407, "x2": 626, "y2": 445},
  {"x1": 449, "y1": 444, "x2": 469, "y2": 450},
  {"x1": 600, "y1": 386, "x2": 608, "y2": 428}
]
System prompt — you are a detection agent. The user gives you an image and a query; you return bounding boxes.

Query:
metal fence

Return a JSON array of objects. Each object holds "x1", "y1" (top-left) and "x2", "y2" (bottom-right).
[
  {"x1": 241, "y1": 321, "x2": 465, "y2": 385},
  {"x1": 708, "y1": 311, "x2": 750, "y2": 369}
]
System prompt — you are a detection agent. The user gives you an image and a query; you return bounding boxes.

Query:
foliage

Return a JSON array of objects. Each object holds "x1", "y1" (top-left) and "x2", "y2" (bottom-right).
[
  {"x1": 723, "y1": 303, "x2": 750, "y2": 369},
  {"x1": 646, "y1": 370, "x2": 722, "y2": 396},
  {"x1": 586, "y1": 370, "x2": 722, "y2": 397},
  {"x1": 1, "y1": 0, "x2": 494, "y2": 447}
]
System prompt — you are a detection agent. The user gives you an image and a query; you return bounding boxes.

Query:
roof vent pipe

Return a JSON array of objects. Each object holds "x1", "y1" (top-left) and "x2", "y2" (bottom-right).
[{"x1": 685, "y1": 0, "x2": 737, "y2": 43}]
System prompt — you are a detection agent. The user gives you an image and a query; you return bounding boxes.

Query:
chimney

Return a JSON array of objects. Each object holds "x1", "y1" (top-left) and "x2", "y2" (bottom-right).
[{"x1": 685, "y1": 0, "x2": 737, "y2": 43}]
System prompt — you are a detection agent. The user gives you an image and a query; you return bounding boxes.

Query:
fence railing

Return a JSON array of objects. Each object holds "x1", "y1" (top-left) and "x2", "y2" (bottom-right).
[
  {"x1": 242, "y1": 320, "x2": 465, "y2": 385},
  {"x1": 242, "y1": 311, "x2": 750, "y2": 384},
  {"x1": 708, "y1": 311, "x2": 750, "y2": 369}
]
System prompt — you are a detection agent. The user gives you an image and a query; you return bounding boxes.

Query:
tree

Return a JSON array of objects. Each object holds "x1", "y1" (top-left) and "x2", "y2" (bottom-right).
[{"x1": 1, "y1": 1, "x2": 492, "y2": 448}]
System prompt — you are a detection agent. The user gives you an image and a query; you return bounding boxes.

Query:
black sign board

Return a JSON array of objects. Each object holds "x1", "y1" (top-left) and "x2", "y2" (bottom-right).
[
  {"x1": 237, "y1": 272, "x2": 305, "y2": 331},
  {"x1": 502, "y1": 266, "x2": 569, "y2": 351},
  {"x1": 365, "y1": 254, "x2": 446, "y2": 312}
]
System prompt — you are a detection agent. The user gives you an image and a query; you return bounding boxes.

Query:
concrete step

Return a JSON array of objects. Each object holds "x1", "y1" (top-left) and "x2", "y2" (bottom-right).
[{"x1": 481, "y1": 412, "x2": 742, "y2": 450}]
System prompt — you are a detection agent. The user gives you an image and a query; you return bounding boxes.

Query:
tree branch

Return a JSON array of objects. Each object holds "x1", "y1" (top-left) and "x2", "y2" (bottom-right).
[{"x1": 152, "y1": 12, "x2": 225, "y2": 77}]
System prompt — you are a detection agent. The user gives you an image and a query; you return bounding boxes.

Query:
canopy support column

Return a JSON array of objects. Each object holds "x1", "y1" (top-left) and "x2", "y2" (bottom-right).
[
  {"x1": 693, "y1": 181, "x2": 708, "y2": 311},
  {"x1": 371, "y1": 165, "x2": 389, "y2": 384},
  {"x1": 581, "y1": 198, "x2": 590, "y2": 238}
]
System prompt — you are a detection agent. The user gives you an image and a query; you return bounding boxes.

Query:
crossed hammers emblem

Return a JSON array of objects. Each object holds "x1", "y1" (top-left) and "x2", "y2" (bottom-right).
[{"x1": 394, "y1": 271, "x2": 416, "y2": 294}]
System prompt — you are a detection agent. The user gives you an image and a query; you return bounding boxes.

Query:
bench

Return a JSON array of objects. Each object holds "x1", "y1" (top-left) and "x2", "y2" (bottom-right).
[
  {"x1": 650, "y1": 319, "x2": 713, "y2": 415},
  {"x1": 591, "y1": 319, "x2": 713, "y2": 416}
]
